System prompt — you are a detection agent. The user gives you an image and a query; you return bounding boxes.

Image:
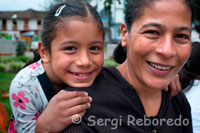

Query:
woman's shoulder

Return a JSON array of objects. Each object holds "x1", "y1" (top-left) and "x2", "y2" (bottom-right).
[
  {"x1": 99, "y1": 67, "x2": 128, "y2": 85},
  {"x1": 171, "y1": 91, "x2": 191, "y2": 112}
]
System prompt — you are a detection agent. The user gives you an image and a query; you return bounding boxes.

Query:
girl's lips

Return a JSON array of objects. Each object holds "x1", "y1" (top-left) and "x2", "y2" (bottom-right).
[{"x1": 69, "y1": 70, "x2": 95, "y2": 80}]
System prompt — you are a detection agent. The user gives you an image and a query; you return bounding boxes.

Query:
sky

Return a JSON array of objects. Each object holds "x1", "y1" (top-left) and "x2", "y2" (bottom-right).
[{"x1": 0, "y1": 0, "x2": 52, "y2": 11}]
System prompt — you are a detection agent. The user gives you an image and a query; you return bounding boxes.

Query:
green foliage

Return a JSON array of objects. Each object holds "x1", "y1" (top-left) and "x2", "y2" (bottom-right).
[
  {"x1": 0, "y1": 72, "x2": 16, "y2": 119},
  {"x1": 104, "y1": 59, "x2": 119, "y2": 67},
  {"x1": 0, "y1": 56, "x2": 14, "y2": 63},
  {"x1": 0, "y1": 56, "x2": 31, "y2": 73},
  {"x1": 0, "y1": 64, "x2": 6, "y2": 72},
  {"x1": 0, "y1": 72, "x2": 16, "y2": 92},
  {"x1": 16, "y1": 41, "x2": 27, "y2": 56},
  {"x1": 15, "y1": 56, "x2": 31, "y2": 63},
  {"x1": 9, "y1": 62, "x2": 24, "y2": 73}
]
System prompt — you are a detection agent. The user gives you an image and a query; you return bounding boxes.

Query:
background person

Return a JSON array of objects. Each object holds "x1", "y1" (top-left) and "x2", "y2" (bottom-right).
[{"x1": 179, "y1": 41, "x2": 200, "y2": 133}]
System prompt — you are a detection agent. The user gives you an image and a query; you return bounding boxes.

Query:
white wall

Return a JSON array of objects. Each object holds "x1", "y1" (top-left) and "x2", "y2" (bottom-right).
[
  {"x1": 0, "y1": 20, "x2": 2, "y2": 30},
  {"x1": 29, "y1": 19, "x2": 37, "y2": 30},
  {"x1": 191, "y1": 30, "x2": 200, "y2": 42},
  {"x1": 17, "y1": 20, "x2": 24, "y2": 30},
  {"x1": 6, "y1": 20, "x2": 12, "y2": 30}
]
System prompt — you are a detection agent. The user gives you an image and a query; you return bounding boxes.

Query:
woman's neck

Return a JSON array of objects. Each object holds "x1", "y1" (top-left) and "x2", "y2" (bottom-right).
[{"x1": 117, "y1": 62, "x2": 162, "y2": 117}]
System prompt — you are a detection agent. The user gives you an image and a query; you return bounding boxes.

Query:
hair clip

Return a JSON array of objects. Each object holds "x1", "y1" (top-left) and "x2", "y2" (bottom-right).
[{"x1": 55, "y1": 4, "x2": 66, "y2": 17}]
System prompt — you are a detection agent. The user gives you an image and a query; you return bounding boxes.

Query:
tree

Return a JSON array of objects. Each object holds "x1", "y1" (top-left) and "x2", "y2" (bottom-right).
[
  {"x1": 193, "y1": 0, "x2": 200, "y2": 33},
  {"x1": 103, "y1": 0, "x2": 121, "y2": 43}
]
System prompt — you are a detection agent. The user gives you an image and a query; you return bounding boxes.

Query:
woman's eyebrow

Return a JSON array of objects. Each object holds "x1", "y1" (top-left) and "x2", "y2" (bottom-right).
[
  {"x1": 141, "y1": 22, "x2": 162, "y2": 29},
  {"x1": 175, "y1": 26, "x2": 191, "y2": 32}
]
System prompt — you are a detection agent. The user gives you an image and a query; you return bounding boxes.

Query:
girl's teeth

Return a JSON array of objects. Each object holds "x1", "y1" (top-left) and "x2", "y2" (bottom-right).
[
  {"x1": 150, "y1": 63, "x2": 171, "y2": 70},
  {"x1": 78, "y1": 73, "x2": 89, "y2": 77},
  {"x1": 72, "y1": 73, "x2": 89, "y2": 77}
]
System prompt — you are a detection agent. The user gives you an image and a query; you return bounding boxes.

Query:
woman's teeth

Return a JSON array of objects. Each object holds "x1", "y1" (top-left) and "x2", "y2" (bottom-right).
[{"x1": 150, "y1": 63, "x2": 171, "y2": 71}]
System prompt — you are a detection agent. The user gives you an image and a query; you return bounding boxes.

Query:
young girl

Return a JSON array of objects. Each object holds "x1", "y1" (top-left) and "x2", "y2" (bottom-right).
[{"x1": 9, "y1": 1, "x2": 104, "y2": 132}]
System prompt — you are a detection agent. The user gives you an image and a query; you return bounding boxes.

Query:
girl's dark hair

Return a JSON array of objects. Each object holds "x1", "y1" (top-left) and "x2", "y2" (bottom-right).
[
  {"x1": 24, "y1": 0, "x2": 104, "y2": 67},
  {"x1": 179, "y1": 42, "x2": 200, "y2": 90},
  {"x1": 113, "y1": 0, "x2": 196, "y2": 64}
]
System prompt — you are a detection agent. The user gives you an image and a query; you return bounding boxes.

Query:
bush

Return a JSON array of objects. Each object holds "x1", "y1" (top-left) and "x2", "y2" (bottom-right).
[
  {"x1": 9, "y1": 62, "x2": 24, "y2": 73},
  {"x1": 16, "y1": 41, "x2": 26, "y2": 56},
  {"x1": 104, "y1": 59, "x2": 119, "y2": 67},
  {"x1": 0, "y1": 64, "x2": 6, "y2": 72},
  {"x1": 0, "y1": 56, "x2": 14, "y2": 63},
  {"x1": 15, "y1": 56, "x2": 31, "y2": 63}
]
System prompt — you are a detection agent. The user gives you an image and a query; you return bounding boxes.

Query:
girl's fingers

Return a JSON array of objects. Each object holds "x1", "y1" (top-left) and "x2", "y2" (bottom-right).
[
  {"x1": 55, "y1": 90, "x2": 89, "y2": 101},
  {"x1": 65, "y1": 103, "x2": 91, "y2": 116}
]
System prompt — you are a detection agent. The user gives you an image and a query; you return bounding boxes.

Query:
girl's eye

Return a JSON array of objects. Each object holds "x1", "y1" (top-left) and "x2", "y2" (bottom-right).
[
  {"x1": 90, "y1": 46, "x2": 100, "y2": 51},
  {"x1": 90, "y1": 46, "x2": 102, "y2": 54},
  {"x1": 64, "y1": 46, "x2": 77, "y2": 54},
  {"x1": 65, "y1": 46, "x2": 76, "y2": 51}
]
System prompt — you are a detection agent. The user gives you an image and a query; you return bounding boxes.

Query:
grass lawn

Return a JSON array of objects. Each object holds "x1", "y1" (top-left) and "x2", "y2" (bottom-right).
[{"x1": 0, "y1": 72, "x2": 16, "y2": 117}]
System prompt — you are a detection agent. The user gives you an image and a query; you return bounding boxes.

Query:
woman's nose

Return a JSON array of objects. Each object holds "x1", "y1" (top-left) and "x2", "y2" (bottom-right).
[{"x1": 155, "y1": 36, "x2": 176, "y2": 58}]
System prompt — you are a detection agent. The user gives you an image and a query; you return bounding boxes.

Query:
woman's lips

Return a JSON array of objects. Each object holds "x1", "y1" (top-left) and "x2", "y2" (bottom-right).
[{"x1": 147, "y1": 61, "x2": 174, "y2": 76}]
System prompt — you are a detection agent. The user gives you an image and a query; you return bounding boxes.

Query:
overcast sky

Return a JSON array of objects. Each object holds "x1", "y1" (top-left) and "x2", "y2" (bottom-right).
[{"x1": 0, "y1": 0, "x2": 52, "y2": 11}]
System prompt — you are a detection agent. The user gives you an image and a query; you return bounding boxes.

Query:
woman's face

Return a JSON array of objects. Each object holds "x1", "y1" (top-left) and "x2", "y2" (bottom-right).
[{"x1": 121, "y1": 0, "x2": 192, "y2": 90}]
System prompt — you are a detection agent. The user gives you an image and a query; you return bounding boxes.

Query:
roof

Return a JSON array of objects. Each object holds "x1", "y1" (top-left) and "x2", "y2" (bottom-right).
[{"x1": 0, "y1": 9, "x2": 47, "y2": 19}]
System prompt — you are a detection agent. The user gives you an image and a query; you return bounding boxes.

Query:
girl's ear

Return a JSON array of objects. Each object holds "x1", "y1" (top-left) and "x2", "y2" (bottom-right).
[
  {"x1": 38, "y1": 41, "x2": 50, "y2": 63},
  {"x1": 121, "y1": 23, "x2": 128, "y2": 48}
]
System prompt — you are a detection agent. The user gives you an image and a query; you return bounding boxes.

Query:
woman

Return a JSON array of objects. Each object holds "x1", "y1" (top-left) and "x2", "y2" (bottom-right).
[{"x1": 76, "y1": 0, "x2": 193, "y2": 132}]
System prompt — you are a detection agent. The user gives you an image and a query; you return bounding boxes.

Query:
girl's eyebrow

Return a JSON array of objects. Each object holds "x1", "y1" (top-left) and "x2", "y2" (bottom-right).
[
  {"x1": 60, "y1": 40, "x2": 104, "y2": 45},
  {"x1": 60, "y1": 40, "x2": 79, "y2": 45},
  {"x1": 90, "y1": 40, "x2": 104, "y2": 45}
]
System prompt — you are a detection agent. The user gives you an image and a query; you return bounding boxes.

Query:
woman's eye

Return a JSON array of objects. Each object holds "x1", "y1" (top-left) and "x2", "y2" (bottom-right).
[
  {"x1": 175, "y1": 34, "x2": 190, "y2": 40},
  {"x1": 145, "y1": 30, "x2": 160, "y2": 35}
]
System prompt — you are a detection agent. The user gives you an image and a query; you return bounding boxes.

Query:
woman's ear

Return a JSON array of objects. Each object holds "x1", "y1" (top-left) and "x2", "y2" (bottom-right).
[
  {"x1": 121, "y1": 23, "x2": 128, "y2": 48},
  {"x1": 38, "y1": 41, "x2": 50, "y2": 63}
]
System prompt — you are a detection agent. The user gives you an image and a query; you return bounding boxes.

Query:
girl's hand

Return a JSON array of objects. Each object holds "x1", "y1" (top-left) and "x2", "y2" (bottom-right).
[
  {"x1": 164, "y1": 74, "x2": 181, "y2": 99},
  {"x1": 35, "y1": 90, "x2": 92, "y2": 133}
]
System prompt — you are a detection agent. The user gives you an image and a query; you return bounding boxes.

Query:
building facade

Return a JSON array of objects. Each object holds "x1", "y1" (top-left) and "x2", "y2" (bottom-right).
[{"x1": 0, "y1": 9, "x2": 46, "y2": 44}]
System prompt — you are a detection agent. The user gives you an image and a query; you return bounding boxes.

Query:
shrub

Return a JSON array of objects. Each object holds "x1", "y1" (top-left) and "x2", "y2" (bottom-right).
[
  {"x1": 0, "y1": 56, "x2": 14, "y2": 63},
  {"x1": 104, "y1": 59, "x2": 119, "y2": 67},
  {"x1": 15, "y1": 56, "x2": 31, "y2": 63},
  {"x1": 0, "y1": 64, "x2": 6, "y2": 72},
  {"x1": 16, "y1": 41, "x2": 26, "y2": 56},
  {"x1": 9, "y1": 62, "x2": 24, "y2": 73}
]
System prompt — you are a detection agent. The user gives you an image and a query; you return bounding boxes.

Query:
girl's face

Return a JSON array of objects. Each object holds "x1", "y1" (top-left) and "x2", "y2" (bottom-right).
[
  {"x1": 121, "y1": 0, "x2": 192, "y2": 90},
  {"x1": 44, "y1": 18, "x2": 104, "y2": 88}
]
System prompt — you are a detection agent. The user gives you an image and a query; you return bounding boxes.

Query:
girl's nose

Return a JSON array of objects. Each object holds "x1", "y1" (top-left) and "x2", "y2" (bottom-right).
[{"x1": 75, "y1": 52, "x2": 92, "y2": 67}]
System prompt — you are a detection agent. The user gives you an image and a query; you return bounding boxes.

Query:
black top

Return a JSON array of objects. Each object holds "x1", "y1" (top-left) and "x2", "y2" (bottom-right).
[{"x1": 40, "y1": 67, "x2": 193, "y2": 133}]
